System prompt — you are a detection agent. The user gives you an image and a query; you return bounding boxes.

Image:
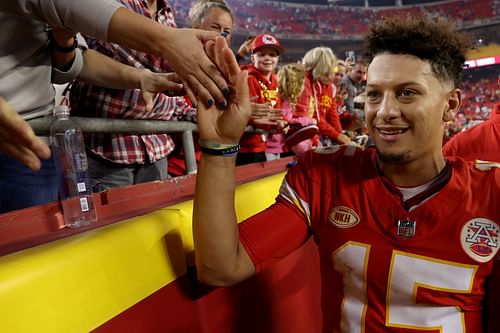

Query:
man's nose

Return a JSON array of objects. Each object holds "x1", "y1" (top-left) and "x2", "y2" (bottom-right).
[{"x1": 378, "y1": 94, "x2": 400, "y2": 119}]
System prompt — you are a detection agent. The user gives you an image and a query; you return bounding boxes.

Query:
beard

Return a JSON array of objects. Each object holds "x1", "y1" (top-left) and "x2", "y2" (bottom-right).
[{"x1": 376, "y1": 150, "x2": 412, "y2": 165}]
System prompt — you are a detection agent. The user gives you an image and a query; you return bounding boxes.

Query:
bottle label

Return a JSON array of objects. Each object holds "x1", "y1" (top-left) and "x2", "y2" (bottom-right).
[
  {"x1": 77, "y1": 182, "x2": 87, "y2": 193},
  {"x1": 74, "y1": 152, "x2": 88, "y2": 171},
  {"x1": 80, "y1": 197, "x2": 90, "y2": 212}
]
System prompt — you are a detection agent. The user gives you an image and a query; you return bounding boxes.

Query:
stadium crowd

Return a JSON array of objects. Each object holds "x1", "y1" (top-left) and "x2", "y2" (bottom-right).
[
  {"x1": 172, "y1": 0, "x2": 497, "y2": 36},
  {"x1": 0, "y1": 0, "x2": 498, "y2": 214}
]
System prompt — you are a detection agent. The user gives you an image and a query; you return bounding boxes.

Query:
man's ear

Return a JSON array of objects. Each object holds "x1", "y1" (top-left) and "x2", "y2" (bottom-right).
[{"x1": 443, "y1": 88, "x2": 461, "y2": 122}]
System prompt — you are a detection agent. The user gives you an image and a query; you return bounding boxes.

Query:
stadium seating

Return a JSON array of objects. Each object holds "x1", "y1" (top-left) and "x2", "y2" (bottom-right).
[{"x1": 173, "y1": 0, "x2": 496, "y2": 36}]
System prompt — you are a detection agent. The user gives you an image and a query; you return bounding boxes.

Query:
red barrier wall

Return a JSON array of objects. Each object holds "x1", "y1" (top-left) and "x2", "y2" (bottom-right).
[
  {"x1": 1, "y1": 158, "x2": 324, "y2": 332},
  {"x1": 94, "y1": 239, "x2": 322, "y2": 333}
]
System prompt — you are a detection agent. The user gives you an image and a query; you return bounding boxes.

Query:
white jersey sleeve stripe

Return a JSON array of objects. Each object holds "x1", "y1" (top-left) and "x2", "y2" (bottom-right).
[{"x1": 279, "y1": 179, "x2": 311, "y2": 225}]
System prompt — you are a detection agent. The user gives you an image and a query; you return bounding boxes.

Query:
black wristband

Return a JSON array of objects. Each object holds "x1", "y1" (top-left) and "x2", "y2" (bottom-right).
[
  {"x1": 200, "y1": 144, "x2": 240, "y2": 157},
  {"x1": 50, "y1": 33, "x2": 78, "y2": 53}
]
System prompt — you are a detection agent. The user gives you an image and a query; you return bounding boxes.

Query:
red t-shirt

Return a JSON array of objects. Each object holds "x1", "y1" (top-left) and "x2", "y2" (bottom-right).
[
  {"x1": 314, "y1": 80, "x2": 342, "y2": 141},
  {"x1": 240, "y1": 65, "x2": 281, "y2": 153},
  {"x1": 239, "y1": 146, "x2": 500, "y2": 332},
  {"x1": 296, "y1": 73, "x2": 343, "y2": 141},
  {"x1": 443, "y1": 103, "x2": 500, "y2": 162}
]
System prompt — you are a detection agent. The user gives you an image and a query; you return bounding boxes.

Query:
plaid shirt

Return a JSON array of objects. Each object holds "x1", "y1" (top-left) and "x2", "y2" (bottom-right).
[{"x1": 70, "y1": 0, "x2": 195, "y2": 164}]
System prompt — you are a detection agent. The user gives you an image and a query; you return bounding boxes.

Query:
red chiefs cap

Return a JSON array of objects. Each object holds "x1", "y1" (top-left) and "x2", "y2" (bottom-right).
[{"x1": 251, "y1": 33, "x2": 285, "y2": 55}]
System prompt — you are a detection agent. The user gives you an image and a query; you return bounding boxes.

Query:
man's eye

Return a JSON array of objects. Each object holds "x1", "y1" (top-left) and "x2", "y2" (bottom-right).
[
  {"x1": 366, "y1": 91, "x2": 378, "y2": 98},
  {"x1": 401, "y1": 89, "x2": 415, "y2": 97}
]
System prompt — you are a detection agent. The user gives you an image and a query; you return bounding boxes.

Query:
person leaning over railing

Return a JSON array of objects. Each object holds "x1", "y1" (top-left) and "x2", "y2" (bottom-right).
[
  {"x1": 0, "y1": 0, "x2": 230, "y2": 213},
  {"x1": 168, "y1": 0, "x2": 235, "y2": 177},
  {"x1": 68, "y1": 0, "x2": 199, "y2": 192}
]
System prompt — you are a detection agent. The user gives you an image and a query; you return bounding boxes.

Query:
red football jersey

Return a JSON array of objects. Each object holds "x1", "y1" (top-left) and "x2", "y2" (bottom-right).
[{"x1": 239, "y1": 146, "x2": 500, "y2": 333}]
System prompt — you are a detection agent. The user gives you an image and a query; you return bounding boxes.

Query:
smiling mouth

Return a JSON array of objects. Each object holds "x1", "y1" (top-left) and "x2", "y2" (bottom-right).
[{"x1": 377, "y1": 128, "x2": 408, "y2": 135}]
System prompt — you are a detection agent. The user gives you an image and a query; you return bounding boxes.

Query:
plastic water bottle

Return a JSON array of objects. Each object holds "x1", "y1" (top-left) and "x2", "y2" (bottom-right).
[{"x1": 50, "y1": 105, "x2": 97, "y2": 228}]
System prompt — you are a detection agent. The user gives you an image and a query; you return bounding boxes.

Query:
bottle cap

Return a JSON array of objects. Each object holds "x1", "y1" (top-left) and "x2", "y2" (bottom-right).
[{"x1": 53, "y1": 105, "x2": 70, "y2": 117}]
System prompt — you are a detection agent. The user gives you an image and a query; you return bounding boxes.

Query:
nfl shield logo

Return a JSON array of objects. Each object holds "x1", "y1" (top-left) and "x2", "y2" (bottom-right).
[{"x1": 397, "y1": 219, "x2": 416, "y2": 238}]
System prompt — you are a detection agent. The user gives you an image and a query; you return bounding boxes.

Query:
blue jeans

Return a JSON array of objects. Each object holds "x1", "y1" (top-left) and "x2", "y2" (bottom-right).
[{"x1": 0, "y1": 154, "x2": 58, "y2": 213}]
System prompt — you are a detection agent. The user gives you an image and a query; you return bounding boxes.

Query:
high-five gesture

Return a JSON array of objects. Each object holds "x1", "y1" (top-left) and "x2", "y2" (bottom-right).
[
  {"x1": 196, "y1": 37, "x2": 252, "y2": 145},
  {"x1": 108, "y1": 9, "x2": 229, "y2": 108},
  {"x1": 193, "y1": 38, "x2": 256, "y2": 287}
]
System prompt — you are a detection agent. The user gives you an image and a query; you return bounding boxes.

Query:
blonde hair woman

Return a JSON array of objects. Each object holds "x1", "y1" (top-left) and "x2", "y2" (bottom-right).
[
  {"x1": 168, "y1": 0, "x2": 234, "y2": 176},
  {"x1": 189, "y1": 0, "x2": 234, "y2": 42},
  {"x1": 302, "y1": 46, "x2": 337, "y2": 84},
  {"x1": 296, "y1": 47, "x2": 354, "y2": 146},
  {"x1": 189, "y1": 0, "x2": 255, "y2": 62}
]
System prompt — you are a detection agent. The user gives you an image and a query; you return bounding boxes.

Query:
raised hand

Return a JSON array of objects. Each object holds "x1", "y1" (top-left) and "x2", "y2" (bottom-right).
[
  {"x1": 236, "y1": 36, "x2": 255, "y2": 59},
  {"x1": 108, "y1": 9, "x2": 229, "y2": 108},
  {"x1": 160, "y1": 28, "x2": 229, "y2": 108},
  {"x1": 196, "y1": 37, "x2": 251, "y2": 144},
  {"x1": 0, "y1": 97, "x2": 51, "y2": 171},
  {"x1": 345, "y1": 56, "x2": 355, "y2": 68}
]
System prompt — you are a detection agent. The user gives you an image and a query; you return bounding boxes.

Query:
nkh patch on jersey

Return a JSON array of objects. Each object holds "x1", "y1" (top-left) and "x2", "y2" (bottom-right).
[
  {"x1": 328, "y1": 206, "x2": 359, "y2": 228},
  {"x1": 461, "y1": 217, "x2": 500, "y2": 263}
]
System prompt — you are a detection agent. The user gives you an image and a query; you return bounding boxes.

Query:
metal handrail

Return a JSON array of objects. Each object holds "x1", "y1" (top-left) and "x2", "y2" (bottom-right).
[
  {"x1": 28, "y1": 117, "x2": 259, "y2": 175},
  {"x1": 28, "y1": 117, "x2": 198, "y2": 135}
]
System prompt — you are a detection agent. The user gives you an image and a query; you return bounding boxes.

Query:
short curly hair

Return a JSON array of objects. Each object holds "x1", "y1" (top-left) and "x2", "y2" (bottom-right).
[{"x1": 364, "y1": 16, "x2": 471, "y2": 88}]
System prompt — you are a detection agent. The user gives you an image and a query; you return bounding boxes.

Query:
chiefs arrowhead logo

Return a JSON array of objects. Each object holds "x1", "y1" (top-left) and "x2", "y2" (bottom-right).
[{"x1": 262, "y1": 34, "x2": 277, "y2": 45}]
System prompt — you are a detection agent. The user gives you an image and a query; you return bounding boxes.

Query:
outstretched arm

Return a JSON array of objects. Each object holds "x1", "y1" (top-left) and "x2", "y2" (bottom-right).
[
  {"x1": 193, "y1": 37, "x2": 256, "y2": 286},
  {"x1": 1, "y1": 1, "x2": 228, "y2": 108},
  {"x1": 79, "y1": 49, "x2": 184, "y2": 112},
  {"x1": 107, "y1": 8, "x2": 228, "y2": 108},
  {"x1": 51, "y1": 28, "x2": 185, "y2": 112}
]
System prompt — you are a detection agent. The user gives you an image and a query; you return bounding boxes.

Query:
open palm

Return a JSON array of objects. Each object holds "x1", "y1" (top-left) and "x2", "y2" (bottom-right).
[{"x1": 196, "y1": 37, "x2": 252, "y2": 145}]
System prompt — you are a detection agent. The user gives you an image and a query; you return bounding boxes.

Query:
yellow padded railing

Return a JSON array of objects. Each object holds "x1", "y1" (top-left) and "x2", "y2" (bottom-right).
[{"x1": 0, "y1": 173, "x2": 285, "y2": 332}]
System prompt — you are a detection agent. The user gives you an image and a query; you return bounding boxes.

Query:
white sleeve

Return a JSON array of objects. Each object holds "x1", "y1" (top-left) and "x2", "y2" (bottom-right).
[
  {"x1": 51, "y1": 47, "x2": 84, "y2": 84},
  {"x1": 0, "y1": 0, "x2": 123, "y2": 41}
]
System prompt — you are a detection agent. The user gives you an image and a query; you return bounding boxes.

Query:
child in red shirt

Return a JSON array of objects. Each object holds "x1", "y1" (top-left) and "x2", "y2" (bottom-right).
[{"x1": 238, "y1": 33, "x2": 284, "y2": 165}]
